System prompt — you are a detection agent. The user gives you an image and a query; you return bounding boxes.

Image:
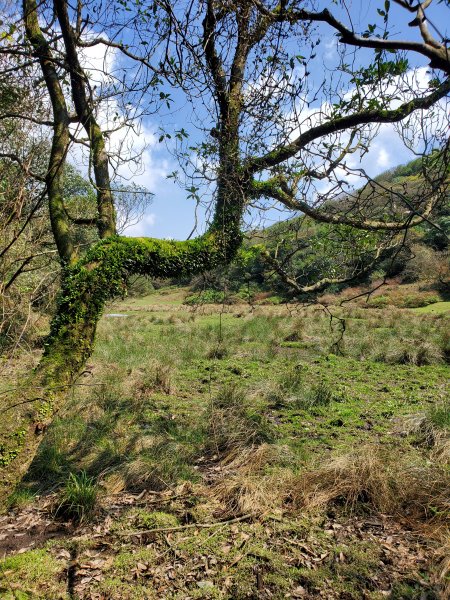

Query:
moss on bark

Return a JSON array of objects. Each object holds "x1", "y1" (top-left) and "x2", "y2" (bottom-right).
[{"x1": 0, "y1": 226, "x2": 243, "y2": 497}]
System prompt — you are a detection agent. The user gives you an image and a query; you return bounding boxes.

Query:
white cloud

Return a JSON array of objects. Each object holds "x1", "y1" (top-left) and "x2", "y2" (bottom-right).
[
  {"x1": 122, "y1": 212, "x2": 156, "y2": 237},
  {"x1": 324, "y1": 36, "x2": 338, "y2": 61}
]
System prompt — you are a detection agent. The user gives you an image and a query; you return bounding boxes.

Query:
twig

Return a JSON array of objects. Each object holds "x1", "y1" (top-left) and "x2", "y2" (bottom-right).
[{"x1": 119, "y1": 513, "x2": 252, "y2": 537}]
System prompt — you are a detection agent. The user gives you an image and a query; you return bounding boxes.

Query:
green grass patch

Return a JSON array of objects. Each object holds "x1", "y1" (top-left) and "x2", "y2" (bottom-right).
[
  {"x1": 412, "y1": 301, "x2": 450, "y2": 314},
  {"x1": 55, "y1": 471, "x2": 98, "y2": 523},
  {"x1": 1, "y1": 297, "x2": 449, "y2": 598},
  {"x1": 0, "y1": 549, "x2": 65, "y2": 598}
]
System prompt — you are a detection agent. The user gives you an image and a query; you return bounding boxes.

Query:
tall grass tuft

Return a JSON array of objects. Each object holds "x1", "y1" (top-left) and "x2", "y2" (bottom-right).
[
  {"x1": 55, "y1": 471, "x2": 98, "y2": 523},
  {"x1": 428, "y1": 398, "x2": 450, "y2": 431},
  {"x1": 205, "y1": 385, "x2": 276, "y2": 456}
]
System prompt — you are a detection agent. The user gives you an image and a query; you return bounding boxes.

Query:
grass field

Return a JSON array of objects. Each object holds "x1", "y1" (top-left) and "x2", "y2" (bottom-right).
[{"x1": 0, "y1": 292, "x2": 449, "y2": 599}]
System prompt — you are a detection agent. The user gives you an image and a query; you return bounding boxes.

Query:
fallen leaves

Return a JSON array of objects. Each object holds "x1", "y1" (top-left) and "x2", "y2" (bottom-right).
[{"x1": 0, "y1": 489, "x2": 443, "y2": 599}]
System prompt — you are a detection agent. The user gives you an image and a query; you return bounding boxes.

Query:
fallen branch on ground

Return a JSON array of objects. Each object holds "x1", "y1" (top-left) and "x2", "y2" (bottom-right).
[{"x1": 119, "y1": 513, "x2": 253, "y2": 536}]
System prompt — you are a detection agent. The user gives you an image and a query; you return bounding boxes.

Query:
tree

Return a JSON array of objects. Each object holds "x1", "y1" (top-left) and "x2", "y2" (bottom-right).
[
  {"x1": 159, "y1": 0, "x2": 449, "y2": 293},
  {"x1": 0, "y1": 56, "x2": 57, "y2": 354},
  {"x1": 0, "y1": 0, "x2": 449, "y2": 494}
]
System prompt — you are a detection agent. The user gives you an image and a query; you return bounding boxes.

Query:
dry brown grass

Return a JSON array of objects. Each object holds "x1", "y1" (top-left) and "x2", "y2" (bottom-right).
[
  {"x1": 207, "y1": 441, "x2": 450, "y2": 582},
  {"x1": 288, "y1": 448, "x2": 398, "y2": 513},
  {"x1": 204, "y1": 386, "x2": 275, "y2": 457},
  {"x1": 434, "y1": 539, "x2": 450, "y2": 599},
  {"x1": 287, "y1": 446, "x2": 449, "y2": 523},
  {"x1": 399, "y1": 412, "x2": 450, "y2": 467},
  {"x1": 134, "y1": 360, "x2": 173, "y2": 396},
  {"x1": 432, "y1": 437, "x2": 450, "y2": 466},
  {"x1": 121, "y1": 455, "x2": 168, "y2": 491},
  {"x1": 207, "y1": 442, "x2": 450, "y2": 529},
  {"x1": 208, "y1": 444, "x2": 294, "y2": 517}
]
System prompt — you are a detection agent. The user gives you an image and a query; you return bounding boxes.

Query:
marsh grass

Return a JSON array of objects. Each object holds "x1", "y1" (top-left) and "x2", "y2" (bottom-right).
[
  {"x1": 2, "y1": 294, "x2": 449, "y2": 599},
  {"x1": 341, "y1": 310, "x2": 447, "y2": 365},
  {"x1": 26, "y1": 304, "x2": 448, "y2": 499}
]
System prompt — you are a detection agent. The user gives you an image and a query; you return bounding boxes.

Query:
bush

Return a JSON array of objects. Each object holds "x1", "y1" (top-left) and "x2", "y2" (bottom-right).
[
  {"x1": 368, "y1": 295, "x2": 390, "y2": 308},
  {"x1": 184, "y1": 289, "x2": 228, "y2": 305},
  {"x1": 401, "y1": 244, "x2": 444, "y2": 284},
  {"x1": 264, "y1": 295, "x2": 284, "y2": 305},
  {"x1": 402, "y1": 294, "x2": 440, "y2": 308}
]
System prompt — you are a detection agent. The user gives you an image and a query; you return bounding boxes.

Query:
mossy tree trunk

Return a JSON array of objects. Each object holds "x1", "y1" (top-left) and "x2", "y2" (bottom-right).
[
  {"x1": 0, "y1": 227, "x2": 243, "y2": 496},
  {"x1": 0, "y1": 0, "x2": 248, "y2": 498}
]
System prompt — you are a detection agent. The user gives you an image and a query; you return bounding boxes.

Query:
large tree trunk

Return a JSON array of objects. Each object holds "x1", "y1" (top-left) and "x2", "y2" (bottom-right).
[{"x1": 0, "y1": 226, "x2": 242, "y2": 499}]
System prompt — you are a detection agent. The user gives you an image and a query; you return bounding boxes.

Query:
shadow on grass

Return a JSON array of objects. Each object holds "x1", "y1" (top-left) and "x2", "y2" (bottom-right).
[{"x1": 22, "y1": 385, "x2": 204, "y2": 496}]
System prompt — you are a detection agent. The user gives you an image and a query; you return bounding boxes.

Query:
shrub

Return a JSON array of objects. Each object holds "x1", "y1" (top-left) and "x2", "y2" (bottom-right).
[
  {"x1": 402, "y1": 294, "x2": 440, "y2": 308},
  {"x1": 439, "y1": 326, "x2": 450, "y2": 362},
  {"x1": 184, "y1": 289, "x2": 228, "y2": 305},
  {"x1": 126, "y1": 274, "x2": 154, "y2": 297},
  {"x1": 401, "y1": 244, "x2": 443, "y2": 283},
  {"x1": 368, "y1": 295, "x2": 390, "y2": 308},
  {"x1": 264, "y1": 295, "x2": 284, "y2": 305}
]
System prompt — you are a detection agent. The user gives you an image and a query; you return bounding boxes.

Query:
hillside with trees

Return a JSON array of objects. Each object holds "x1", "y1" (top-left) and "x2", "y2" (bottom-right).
[{"x1": 176, "y1": 156, "x2": 449, "y2": 305}]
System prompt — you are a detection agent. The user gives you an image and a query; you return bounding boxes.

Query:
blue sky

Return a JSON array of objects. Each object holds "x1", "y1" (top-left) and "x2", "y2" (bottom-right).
[{"x1": 73, "y1": 1, "x2": 450, "y2": 240}]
